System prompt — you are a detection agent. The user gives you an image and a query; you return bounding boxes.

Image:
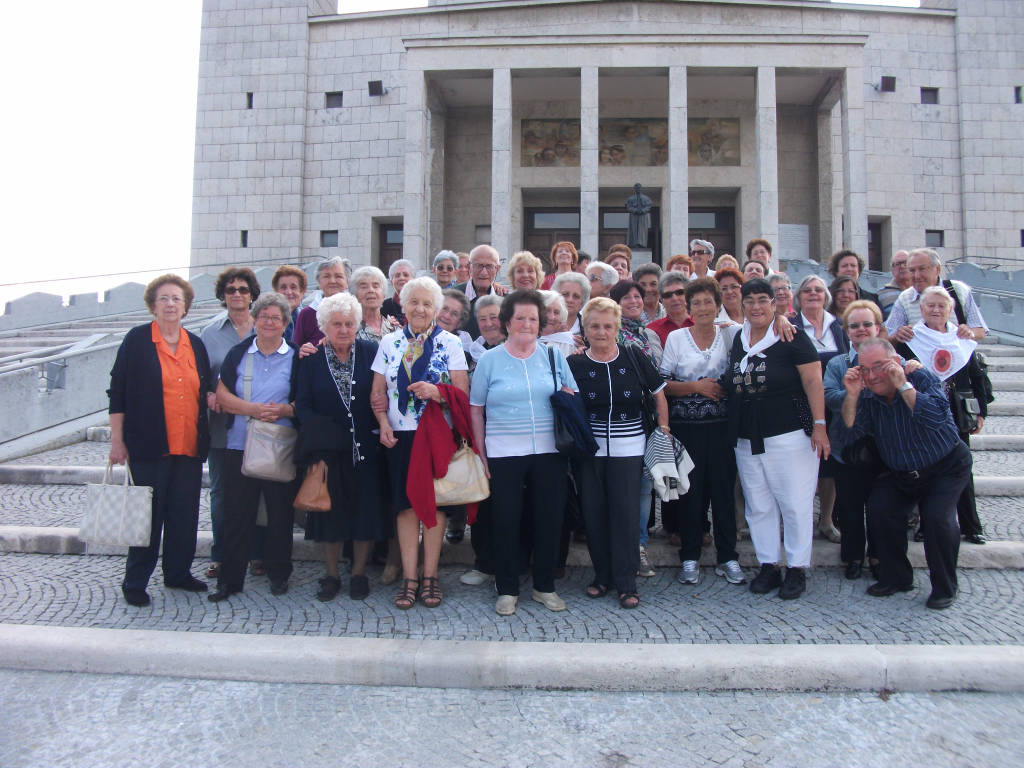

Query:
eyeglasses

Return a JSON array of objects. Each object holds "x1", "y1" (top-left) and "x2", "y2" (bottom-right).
[
  {"x1": 773, "y1": 287, "x2": 791, "y2": 294},
  {"x1": 741, "y1": 297, "x2": 775, "y2": 307},
  {"x1": 471, "y1": 262, "x2": 498, "y2": 272},
  {"x1": 588, "y1": 274, "x2": 602, "y2": 282},
  {"x1": 435, "y1": 264, "x2": 454, "y2": 271},
  {"x1": 691, "y1": 250, "x2": 710, "y2": 256},
  {"x1": 224, "y1": 285, "x2": 251, "y2": 295},
  {"x1": 257, "y1": 314, "x2": 285, "y2": 325},
  {"x1": 846, "y1": 321, "x2": 876, "y2": 330},
  {"x1": 156, "y1": 295, "x2": 184, "y2": 305},
  {"x1": 858, "y1": 362, "x2": 891, "y2": 377},
  {"x1": 661, "y1": 289, "x2": 686, "y2": 300}
]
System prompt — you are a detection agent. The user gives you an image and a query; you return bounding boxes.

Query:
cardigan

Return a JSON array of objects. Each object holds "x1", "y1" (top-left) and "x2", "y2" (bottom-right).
[
  {"x1": 107, "y1": 323, "x2": 212, "y2": 462},
  {"x1": 218, "y1": 336, "x2": 299, "y2": 433}
]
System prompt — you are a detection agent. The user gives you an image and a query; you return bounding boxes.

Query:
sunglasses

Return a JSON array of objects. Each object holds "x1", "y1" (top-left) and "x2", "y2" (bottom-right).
[
  {"x1": 661, "y1": 289, "x2": 686, "y2": 299},
  {"x1": 691, "y1": 250, "x2": 710, "y2": 256},
  {"x1": 224, "y1": 285, "x2": 251, "y2": 295}
]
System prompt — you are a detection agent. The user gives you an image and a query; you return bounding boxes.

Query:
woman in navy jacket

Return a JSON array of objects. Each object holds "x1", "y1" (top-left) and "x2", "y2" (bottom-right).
[{"x1": 107, "y1": 275, "x2": 212, "y2": 607}]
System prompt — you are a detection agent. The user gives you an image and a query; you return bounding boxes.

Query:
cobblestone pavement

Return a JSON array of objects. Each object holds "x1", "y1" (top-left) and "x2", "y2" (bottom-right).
[
  {"x1": 1, "y1": 669, "x2": 1021, "y2": 768},
  {"x1": 2, "y1": 554, "x2": 1023, "y2": 645},
  {"x1": 6, "y1": 442, "x2": 111, "y2": 466},
  {"x1": 975, "y1": 416, "x2": 1024, "y2": 435}
]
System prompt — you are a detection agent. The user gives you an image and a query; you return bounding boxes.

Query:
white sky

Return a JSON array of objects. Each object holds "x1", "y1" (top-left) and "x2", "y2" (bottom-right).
[{"x1": 0, "y1": 0, "x2": 916, "y2": 308}]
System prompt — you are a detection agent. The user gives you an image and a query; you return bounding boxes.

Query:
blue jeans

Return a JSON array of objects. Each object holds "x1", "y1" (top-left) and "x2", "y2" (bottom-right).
[{"x1": 638, "y1": 473, "x2": 653, "y2": 548}]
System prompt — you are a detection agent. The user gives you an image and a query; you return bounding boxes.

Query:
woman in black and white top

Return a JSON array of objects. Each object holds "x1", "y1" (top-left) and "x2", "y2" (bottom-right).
[
  {"x1": 568, "y1": 297, "x2": 668, "y2": 609},
  {"x1": 660, "y1": 278, "x2": 744, "y2": 588}
]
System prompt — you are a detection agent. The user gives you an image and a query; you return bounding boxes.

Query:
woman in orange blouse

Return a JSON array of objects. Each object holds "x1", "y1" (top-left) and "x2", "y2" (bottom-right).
[{"x1": 108, "y1": 275, "x2": 212, "y2": 607}]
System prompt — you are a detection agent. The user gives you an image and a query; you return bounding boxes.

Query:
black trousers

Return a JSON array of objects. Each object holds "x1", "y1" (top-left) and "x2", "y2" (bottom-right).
[
  {"x1": 867, "y1": 442, "x2": 971, "y2": 600},
  {"x1": 672, "y1": 420, "x2": 738, "y2": 564},
  {"x1": 578, "y1": 455, "x2": 641, "y2": 594},
  {"x1": 833, "y1": 458, "x2": 878, "y2": 564},
  {"x1": 219, "y1": 450, "x2": 295, "y2": 592},
  {"x1": 489, "y1": 453, "x2": 567, "y2": 596},
  {"x1": 123, "y1": 455, "x2": 203, "y2": 591},
  {"x1": 469, "y1": 497, "x2": 495, "y2": 574},
  {"x1": 955, "y1": 432, "x2": 982, "y2": 537}
]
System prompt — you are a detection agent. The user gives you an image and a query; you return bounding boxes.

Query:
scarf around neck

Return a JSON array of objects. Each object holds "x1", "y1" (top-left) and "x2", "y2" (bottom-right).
[
  {"x1": 907, "y1": 320, "x2": 977, "y2": 381},
  {"x1": 397, "y1": 324, "x2": 441, "y2": 415},
  {"x1": 739, "y1": 320, "x2": 779, "y2": 372}
]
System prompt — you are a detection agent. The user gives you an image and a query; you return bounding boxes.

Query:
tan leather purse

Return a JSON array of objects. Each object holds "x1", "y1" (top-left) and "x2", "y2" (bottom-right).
[
  {"x1": 293, "y1": 460, "x2": 331, "y2": 512},
  {"x1": 433, "y1": 442, "x2": 489, "y2": 506}
]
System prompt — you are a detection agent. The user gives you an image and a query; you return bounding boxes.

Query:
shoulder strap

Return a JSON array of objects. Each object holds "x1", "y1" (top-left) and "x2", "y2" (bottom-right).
[
  {"x1": 624, "y1": 344, "x2": 650, "y2": 396},
  {"x1": 242, "y1": 350, "x2": 254, "y2": 402},
  {"x1": 943, "y1": 279, "x2": 968, "y2": 327},
  {"x1": 547, "y1": 345, "x2": 559, "y2": 389}
]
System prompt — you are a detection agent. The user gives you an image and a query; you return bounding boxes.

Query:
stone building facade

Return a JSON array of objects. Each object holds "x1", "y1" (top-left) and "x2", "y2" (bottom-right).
[{"x1": 191, "y1": 0, "x2": 1023, "y2": 275}]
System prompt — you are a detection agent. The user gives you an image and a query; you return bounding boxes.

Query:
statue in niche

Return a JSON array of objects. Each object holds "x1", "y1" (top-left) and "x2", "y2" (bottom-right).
[{"x1": 625, "y1": 184, "x2": 652, "y2": 248}]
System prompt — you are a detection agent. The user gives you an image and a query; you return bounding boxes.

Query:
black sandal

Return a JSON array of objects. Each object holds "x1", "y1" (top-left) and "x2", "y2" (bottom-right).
[
  {"x1": 394, "y1": 578, "x2": 419, "y2": 610},
  {"x1": 585, "y1": 583, "x2": 609, "y2": 599},
  {"x1": 420, "y1": 576, "x2": 442, "y2": 608},
  {"x1": 618, "y1": 592, "x2": 639, "y2": 609}
]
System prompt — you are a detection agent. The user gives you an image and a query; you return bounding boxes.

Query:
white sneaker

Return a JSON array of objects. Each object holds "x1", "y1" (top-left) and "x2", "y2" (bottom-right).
[
  {"x1": 637, "y1": 546, "x2": 656, "y2": 577},
  {"x1": 678, "y1": 559, "x2": 700, "y2": 584},
  {"x1": 531, "y1": 589, "x2": 566, "y2": 611},
  {"x1": 495, "y1": 594, "x2": 518, "y2": 615},
  {"x1": 459, "y1": 569, "x2": 488, "y2": 586},
  {"x1": 715, "y1": 560, "x2": 747, "y2": 585}
]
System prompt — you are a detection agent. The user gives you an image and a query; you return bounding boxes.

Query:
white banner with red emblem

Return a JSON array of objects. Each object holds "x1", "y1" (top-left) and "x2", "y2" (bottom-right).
[{"x1": 906, "y1": 320, "x2": 977, "y2": 381}]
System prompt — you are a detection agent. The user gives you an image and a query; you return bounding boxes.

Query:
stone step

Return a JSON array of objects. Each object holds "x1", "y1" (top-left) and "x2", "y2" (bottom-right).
[
  {"x1": 2, "y1": 525, "x2": 1021, "y2": 569},
  {"x1": 977, "y1": 345, "x2": 1020, "y2": 357},
  {"x1": 971, "y1": 435, "x2": 1024, "y2": 450},
  {"x1": 86, "y1": 427, "x2": 110, "y2": 442},
  {"x1": 989, "y1": 403, "x2": 1024, "y2": 416},
  {"x1": 987, "y1": 360, "x2": 1024, "y2": 372},
  {"x1": 989, "y1": 374, "x2": 1024, "y2": 391}
]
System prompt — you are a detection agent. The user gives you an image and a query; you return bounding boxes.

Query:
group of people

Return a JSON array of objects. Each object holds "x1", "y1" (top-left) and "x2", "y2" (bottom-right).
[{"x1": 107, "y1": 237, "x2": 991, "y2": 614}]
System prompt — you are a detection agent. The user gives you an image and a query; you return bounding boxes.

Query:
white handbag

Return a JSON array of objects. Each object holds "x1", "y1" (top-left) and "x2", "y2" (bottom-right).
[
  {"x1": 79, "y1": 463, "x2": 153, "y2": 547},
  {"x1": 238, "y1": 351, "x2": 297, "y2": 483},
  {"x1": 434, "y1": 442, "x2": 490, "y2": 506}
]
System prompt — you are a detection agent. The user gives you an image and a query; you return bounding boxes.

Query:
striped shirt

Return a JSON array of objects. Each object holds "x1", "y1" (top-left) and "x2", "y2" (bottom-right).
[
  {"x1": 840, "y1": 368, "x2": 960, "y2": 472},
  {"x1": 885, "y1": 280, "x2": 987, "y2": 335}
]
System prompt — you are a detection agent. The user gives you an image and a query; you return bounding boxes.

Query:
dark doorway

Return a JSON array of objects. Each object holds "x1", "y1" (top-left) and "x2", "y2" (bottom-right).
[
  {"x1": 688, "y1": 207, "x2": 735, "y2": 263},
  {"x1": 599, "y1": 207, "x2": 661, "y2": 264},
  {"x1": 523, "y1": 209, "x2": 581, "y2": 272},
  {"x1": 377, "y1": 223, "x2": 403, "y2": 273},
  {"x1": 867, "y1": 221, "x2": 883, "y2": 271}
]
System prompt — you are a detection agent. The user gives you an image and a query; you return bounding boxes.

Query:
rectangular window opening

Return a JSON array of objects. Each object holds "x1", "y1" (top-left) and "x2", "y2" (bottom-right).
[
  {"x1": 1020, "y1": 230, "x2": 1024, "y2": 248},
  {"x1": 532, "y1": 212, "x2": 580, "y2": 230},
  {"x1": 325, "y1": 91, "x2": 343, "y2": 109},
  {"x1": 925, "y1": 229, "x2": 945, "y2": 248},
  {"x1": 245, "y1": 92, "x2": 253, "y2": 109},
  {"x1": 921, "y1": 87, "x2": 939, "y2": 105},
  {"x1": 240, "y1": 230, "x2": 248, "y2": 248},
  {"x1": 1016, "y1": 86, "x2": 1023, "y2": 104},
  {"x1": 320, "y1": 230, "x2": 339, "y2": 248},
  {"x1": 602, "y1": 212, "x2": 629, "y2": 230}
]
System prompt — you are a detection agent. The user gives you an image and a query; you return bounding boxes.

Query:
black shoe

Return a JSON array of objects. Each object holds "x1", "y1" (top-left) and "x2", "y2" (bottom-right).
[
  {"x1": 870, "y1": 562, "x2": 880, "y2": 581},
  {"x1": 445, "y1": 528, "x2": 465, "y2": 544},
  {"x1": 270, "y1": 579, "x2": 289, "y2": 596},
  {"x1": 207, "y1": 587, "x2": 237, "y2": 603},
  {"x1": 165, "y1": 576, "x2": 208, "y2": 592},
  {"x1": 913, "y1": 528, "x2": 924, "y2": 542},
  {"x1": 778, "y1": 567, "x2": 806, "y2": 600},
  {"x1": 749, "y1": 564, "x2": 782, "y2": 594},
  {"x1": 316, "y1": 576, "x2": 341, "y2": 602},
  {"x1": 926, "y1": 592, "x2": 956, "y2": 610},
  {"x1": 844, "y1": 562, "x2": 863, "y2": 581},
  {"x1": 867, "y1": 581, "x2": 914, "y2": 597},
  {"x1": 349, "y1": 574, "x2": 370, "y2": 601},
  {"x1": 964, "y1": 532, "x2": 986, "y2": 545},
  {"x1": 122, "y1": 587, "x2": 150, "y2": 607}
]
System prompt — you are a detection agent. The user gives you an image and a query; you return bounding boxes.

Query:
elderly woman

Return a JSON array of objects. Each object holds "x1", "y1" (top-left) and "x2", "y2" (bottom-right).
[
  {"x1": 633, "y1": 263, "x2": 665, "y2": 324},
  {"x1": 553, "y1": 271, "x2": 590, "y2": 336},
  {"x1": 770, "y1": 274, "x2": 795, "y2": 318},
  {"x1": 371, "y1": 277, "x2": 469, "y2": 610},
  {"x1": 792, "y1": 273, "x2": 850, "y2": 543},
  {"x1": 666, "y1": 254, "x2": 693, "y2": 277},
  {"x1": 689, "y1": 240, "x2": 715, "y2": 280},
  {"x1": 743, "y1": 261, "x2": 767, "y2": 281},
  {"x1": 828, "y1": 275, "x2": 860, "y2": 319},
  {"x1": 456, "y1": 252, "x2": 471, "y2": 285},
  {"x1": 382, "y1": 258, "x2": 415, "y2": 325},
  {"x1": 470, "y1": 289, "x2": 579, "y2": 616},
  {"x1": 209, "y1": 292, "x2": 299, "y2": 602},
  {"x1": 507, "y1": 250, "x2": 545, "y2": 291},
  {"x1": 605, "y1": 246, "x2": 632, "y2": 281},
  {"x1": 715, "y1": 254, "x2": 740, "y2": 272},
  {"x1": 108, "y1": 275, "x2": 212, "y2": 606},
  {"x1": 661, "y1": 278, "x2": 745, "y2": 587},
  {"x1": 467, "y1": 294, "x2": 505, "y2": 365},
  {"x1": 745, "y1": 238, "x2": 774, "y2": 276},
  {"x1": 295, "y1": 257, "x2": 349, "y2": 352},
  {"x1": 586, "y1": 260, "x2": 619, "y2": 299},
  {"x1": 647, "y1": 271, "x2": 692, "y2": 346},
  {"x1": 272, "y1": 264, "x2": 307, "y2": 343},
  {"x1": 715, "y1": 267, "x2": 745, "y2": 325},
  {"x1": 541, "y1": 241, "x2": 579, "y2": 289},
  {"x1": 349, "y1": 265, "x2": 400, "y2": 343},
  {"x1": 727, "y1": 278, "x2": 829, "y2": 600},
  {"x1": 200, "y1": 267, "x2": 259, "y2": 580},
  {"x1": 433, "y1": 250, "x2": 459, "y2": 289},
  {"x1": 295, "y1": 292, "x2": 384, "y2": 601},
  {"x1": 538, "y1": 290, "x2": 576, "y2": 358},
  {"x1": 438, "y1": 288, "x2": 474, "y2": 352},
  {"x1": 893, "y1": 286, "x2": 990, "y2": 545},
  {"x1": 569, "y1": 297, "x2": 668, "y2": 609}
]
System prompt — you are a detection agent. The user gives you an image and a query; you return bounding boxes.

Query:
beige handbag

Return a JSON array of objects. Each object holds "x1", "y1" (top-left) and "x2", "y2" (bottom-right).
[
  {"x1": 434, "y1": 442, "x2": 489, "y2": 506},
  {"x1": 239, "y1": 353, "x2": 297, "y2": 483}
]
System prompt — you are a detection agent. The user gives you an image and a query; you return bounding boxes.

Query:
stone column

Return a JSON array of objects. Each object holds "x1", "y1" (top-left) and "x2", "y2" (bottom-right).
[
  {"x1": 755, "y1": 66, "x2": 779, "y2": 266},
  {"x1": 841, "y1": 67, "x2": 868, "y2": 257},
  {"x1": 491, "y1": 68, "x2": 513, "y2": 261},
  {"x1": 402, "y1": 69, "x2": 427, "y2": 268},
  {"x1": 668, "y1": 65, "x2": 689, "y2": 259},
  {"x1": 579, "y1": 67, "x2": 600, "y2": 259}
]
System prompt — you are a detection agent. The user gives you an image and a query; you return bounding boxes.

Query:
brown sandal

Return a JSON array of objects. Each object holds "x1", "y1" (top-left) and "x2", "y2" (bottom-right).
[
  {"x1": 394, "y1": 578, "x2": 419, "y2": 610},
  {"x1": 420, "y1": 576, "x2": 442, "y2": 608}
]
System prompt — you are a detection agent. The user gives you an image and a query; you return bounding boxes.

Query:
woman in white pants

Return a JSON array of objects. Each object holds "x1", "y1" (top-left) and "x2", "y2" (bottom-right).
[{"x1": 725, "y1": 278, "x2": 830, "y2": 600}]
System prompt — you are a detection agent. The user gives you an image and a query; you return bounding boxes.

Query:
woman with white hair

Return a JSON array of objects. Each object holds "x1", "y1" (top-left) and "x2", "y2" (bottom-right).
[
  {"x1": 467, "y1": 294, "x2": 505, "y2": 365},
  {"x1": 381, "y1": 259, "x2": 415, "y2": 325},
  {"x1": 586, "y1": 260, "x2": 618, "y2": 300},
  {"x1": 294, "y1": 257, "x2": 350, "y2": 354},
  {"x1": 553, "y1": 271, "x2": 590, "y2": 336},
  {"x1": 349, "y1": 265, "x2": 399, "y2": 343},
  {"x1": 295, "y1": 292, "x2": 385, "y2": 601},
  {"x1": 538, "y1": 290, "x2": 576, "y2": 358},
  {"x1": 433, "y1": 250, "x2": 459, "y2": 289},
  {"x1": 371, "y1": 276, "x2": 469, "y2": 610}
]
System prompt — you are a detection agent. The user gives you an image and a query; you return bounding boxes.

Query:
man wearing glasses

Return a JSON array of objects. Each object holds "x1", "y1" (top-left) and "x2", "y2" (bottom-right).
[
  {"x1": 875, "y1": 250, "x2": 911, "y2": 320},
  {"x1": 457, "y1": 244, "x2": 505, "y2": 337},
  {"x1": 688, "y1": 239, "x2": 715, "y2": 281},
  {"x1": 886, "y1": 248, "x2": 987, "y2": 343},
  {"x1": 838, "y1": 337, "x2": 970, "y2": 610}
]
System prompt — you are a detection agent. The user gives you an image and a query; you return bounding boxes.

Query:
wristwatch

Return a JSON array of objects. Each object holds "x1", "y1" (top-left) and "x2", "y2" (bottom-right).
[
  {"x1": 898, "y1": 382, "x2": 914, "y2": 393},
  {"x1": 813, "y1": 419, "x2": 825, "y2": 426}
]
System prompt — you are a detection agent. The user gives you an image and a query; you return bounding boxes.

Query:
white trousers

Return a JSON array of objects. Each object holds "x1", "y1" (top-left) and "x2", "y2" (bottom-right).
[{"x1": 735, "y1": 429, "x2": 818, "y2": 568}]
